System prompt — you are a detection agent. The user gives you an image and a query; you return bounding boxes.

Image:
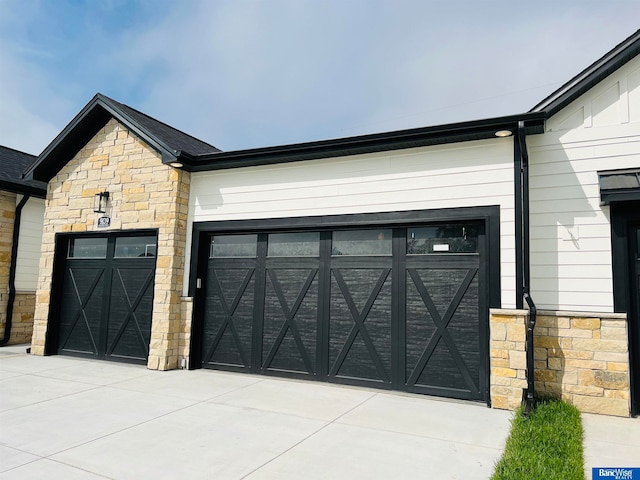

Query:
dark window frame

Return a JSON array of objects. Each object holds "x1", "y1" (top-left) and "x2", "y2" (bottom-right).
[{"x1": 610, "y1": 202, "x2": 640, "y2": 416}]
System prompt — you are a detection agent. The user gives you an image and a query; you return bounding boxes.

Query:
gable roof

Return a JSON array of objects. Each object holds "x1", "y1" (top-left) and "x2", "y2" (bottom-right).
[
  {"x1": 0, "y1": 145, "x2": 47, "y2": 197},
  {"x1": 531, "y1": 29, "x2": 640, "y2": 117},
  {"x1": 25, "y1": 93, "x2": 220, "y2": 182}
]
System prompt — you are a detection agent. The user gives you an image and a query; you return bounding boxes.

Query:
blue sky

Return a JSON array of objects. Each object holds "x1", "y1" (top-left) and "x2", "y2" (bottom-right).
[{"x1": 1, "y1": 0, "x2": 640, "y2": 154}]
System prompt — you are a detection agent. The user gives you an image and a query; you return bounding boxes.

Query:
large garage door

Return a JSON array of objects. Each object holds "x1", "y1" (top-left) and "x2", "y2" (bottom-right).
[
  {"x1": 197, "y1": 222, "x2": 487, "y2": 401},
  {"x1": 54, "y1": 233, "x2": 157, "y2": 364}
]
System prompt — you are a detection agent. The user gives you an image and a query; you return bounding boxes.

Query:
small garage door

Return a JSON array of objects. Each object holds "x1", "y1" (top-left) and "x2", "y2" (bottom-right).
[
  {"x1": 195, "y1": 220, "x2": 489, "y2": 401},
  {"x1": 53, "y1": 233, "x2": 157, "y2": 364}
]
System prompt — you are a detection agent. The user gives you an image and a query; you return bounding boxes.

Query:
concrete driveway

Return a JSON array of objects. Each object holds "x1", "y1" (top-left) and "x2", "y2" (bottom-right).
[{"x1": 1, "y1": 344, "x2": 510, "y2": 479}]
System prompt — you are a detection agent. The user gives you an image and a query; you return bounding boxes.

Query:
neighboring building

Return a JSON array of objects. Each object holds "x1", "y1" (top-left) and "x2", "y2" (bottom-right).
[
  {"x1": 0, "y1": 146, "x2": 46, "y2": 346},
  {"x1": 19, "y1": 30, "x2": 640, "y2": 417}
]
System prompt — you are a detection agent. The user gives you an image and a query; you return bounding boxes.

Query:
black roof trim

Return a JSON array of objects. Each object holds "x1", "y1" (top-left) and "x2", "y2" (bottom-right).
[
  {"x1": 24, "y1": 93, "x2": 219, "y2": 182},
  {"x1": 23, "y1": 96, "x2": 544, "y2": 180},
  {"x1": 531, "y1": 29, "x2": 640, "y2": 117},
  {"x1": 0, "y1": 145, "x2": 46, "y2": 197},
  {"x1": 181, "y1": 112, "x2": 546, "y2": 172}
]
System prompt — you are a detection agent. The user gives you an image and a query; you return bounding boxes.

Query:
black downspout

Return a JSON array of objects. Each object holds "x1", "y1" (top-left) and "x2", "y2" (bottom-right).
[
  {"x1": 1, "y1": 194, "x2": 30, "y2": 347},
  {"x1": 516, "y1": 121, "x2": 538, "y2": 416},
  {"x1": 514, "y1": 126, "x2": 524, "y2": 310}
]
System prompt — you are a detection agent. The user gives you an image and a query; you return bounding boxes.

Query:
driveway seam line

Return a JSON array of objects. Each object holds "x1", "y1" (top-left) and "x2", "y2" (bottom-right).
[{"x1": 238, "y1": 392, "x2": 378, "y2": 479}]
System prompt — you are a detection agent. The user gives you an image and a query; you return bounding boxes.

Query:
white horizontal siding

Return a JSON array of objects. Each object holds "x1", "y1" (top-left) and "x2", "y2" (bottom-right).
[
  {"x1": 527, "y1": 54, "x2": 640, "y2": 312},
  {"x1": 187, "y1": 138, "x2": 517, "y2": 307},
  {"x1": 15, "y1": 197, "x2": 45, "y2": 292}
]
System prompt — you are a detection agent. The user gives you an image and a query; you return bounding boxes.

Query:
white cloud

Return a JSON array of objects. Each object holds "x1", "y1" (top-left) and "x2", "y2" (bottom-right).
[{"x1": 1, "y1": 0, "x2": 640, "y2": 153}]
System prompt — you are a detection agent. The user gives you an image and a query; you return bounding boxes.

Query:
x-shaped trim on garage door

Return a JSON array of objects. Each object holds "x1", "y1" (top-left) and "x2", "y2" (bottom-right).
[
  {"x1": 204, "y1": 268, "x2": 255, "y2": 367},
  {"x1": 329, "y1": 268, "x2": 391, "y2": 383},
  {"x1": 105, "y1": 268, "x2": 154, "y2": 357},
  {"x1": 60, "y1": 267, "x2": 104, "y2": 354},
  {"x1": 262, "y1": 269, "x2": 318, "y2": 375},
  {"x1": 406, "y1": 268, "x2": 478, "y2": 393}
]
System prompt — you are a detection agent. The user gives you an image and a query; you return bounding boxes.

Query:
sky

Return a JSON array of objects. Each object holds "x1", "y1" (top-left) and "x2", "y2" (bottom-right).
[{"x1": 1, "y1": 0, "x2": 640, "y2": 155}]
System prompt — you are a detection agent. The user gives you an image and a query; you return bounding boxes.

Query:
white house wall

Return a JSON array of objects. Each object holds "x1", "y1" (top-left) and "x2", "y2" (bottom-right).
[
  {"x1": 186, "y1": 137, "x2": 518, "y2": 307},
  {"x1": 528, "y1": 55, "x2": 640, "y2": 312},
  {"x1": 14, "y1": 196, "x2": 45, "y2": 292}
]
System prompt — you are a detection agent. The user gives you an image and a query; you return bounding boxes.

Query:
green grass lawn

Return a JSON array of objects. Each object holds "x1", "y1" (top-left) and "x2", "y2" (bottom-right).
[{"x1": 491, "y1": 399, "x2": 585, "y2": 480}]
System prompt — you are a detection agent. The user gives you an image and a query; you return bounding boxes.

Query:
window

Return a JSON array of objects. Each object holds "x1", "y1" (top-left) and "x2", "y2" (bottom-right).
[
  {"x1": 332, "y1": 229, "x2": 392, "y2": 256},
  {"x1": 267, "y1": 232, "x2": 320, "y2": 257},
  {"x1": 68, "y1": 238, "x2": 108, "y2": 258},
  {"x1": 115, "y1": 236, "x2": 157, "y2": 257},
  {"x1": 210, "y1": 234, "x2": 258, "y2": 258},
  {"x1": 407, "y1": 224, "x2": 479, "y2": 254}
]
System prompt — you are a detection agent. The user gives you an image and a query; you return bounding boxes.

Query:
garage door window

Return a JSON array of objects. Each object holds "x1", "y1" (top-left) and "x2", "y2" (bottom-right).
[
  {"x1": 332, "y1": 229, "x2": 392, "y2": 256},
  {"x1": 210, "y1": 234, "x2": 257, "y2": 258},
  {"x1": 67, "y1": 237, "x2": 108, "y2": 258},
  {"x1": 115, "y1": 236, "x2": 157, "y2": 257},
  {"x1": 407, "y1": 224, "x2": 479, "y2": 254},
  {"x1": 267, "y1": 232, "x2": 320, "y2": 257}
]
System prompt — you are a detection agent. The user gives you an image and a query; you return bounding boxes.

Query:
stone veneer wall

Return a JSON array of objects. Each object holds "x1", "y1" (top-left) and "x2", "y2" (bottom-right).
[
  {"x1": 30, "y1": 118, "x2": 190, "y2": 370},
  {"x1": 0, "y1": 191, "x2": 16, "y2": 341},
  {"x1": 490, "y1": 309, "x2": 631, "y2": 417},
  {"x1": 8, "y1": 292, "x2": 35, "y2": 344}
]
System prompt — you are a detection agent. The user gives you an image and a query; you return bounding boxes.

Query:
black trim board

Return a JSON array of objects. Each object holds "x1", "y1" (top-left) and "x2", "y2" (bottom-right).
[
  {"x1": 610, "y1": 202, "x2": 639, "y2": 416},
  {"x1": 181, "y1": 114, "x2": 545, "y2": 172},
  {"x1": 611, "y1": 203, "x2": 639, "y2": 313},
  {"x1": 0, "y1": 180, "x2": 46, "y2": 199},
  {"x1": 0, "y1": 145, "x2": 46, "y2": 197},
  {"x1": 532, "y1": 29, "x2": 640, "y2": 117},
  {"x1": 24, "y1": 93, "x2": 219, "y2": 183},
  {"x1": 25, "y1": 92, "x2": 544, "y2": 182}
]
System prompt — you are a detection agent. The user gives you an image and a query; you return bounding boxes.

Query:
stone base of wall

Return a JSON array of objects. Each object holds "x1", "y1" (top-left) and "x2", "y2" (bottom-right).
[
  {"x1": 3, "y1": 292, "x2": 36, "y2": 345},
  {"x1": 490, "y1": 309, "x2": 631, "y2": 417}
]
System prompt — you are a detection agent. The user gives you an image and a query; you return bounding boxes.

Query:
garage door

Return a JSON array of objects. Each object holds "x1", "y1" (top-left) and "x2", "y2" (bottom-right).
[
  {"x1": 196, "y1": 222, "x2": 488, "y2": 401},
  {"x1": 53, "y1": 233, "x2": 157, "y2": 364}
]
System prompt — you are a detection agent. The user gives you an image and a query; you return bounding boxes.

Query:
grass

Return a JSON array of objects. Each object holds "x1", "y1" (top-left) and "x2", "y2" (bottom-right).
[{"x1": 491, "y1": 398, "x2": 585, "y2": 480}]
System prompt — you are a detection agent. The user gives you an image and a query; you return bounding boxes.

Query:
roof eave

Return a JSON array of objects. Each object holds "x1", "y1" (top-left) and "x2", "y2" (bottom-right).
[
  {"x1": 177, "y1": 112, "x2": 546, "y2": 172},
  {"x1": 0, "y1": 180, "x2": 47, "y2": 198},
  {"x1": 531, "y1": 29, "x2": 640, "y2": 117},
  {"x1": 24, "y1": 94, "x2": 179, "y2": 183}
]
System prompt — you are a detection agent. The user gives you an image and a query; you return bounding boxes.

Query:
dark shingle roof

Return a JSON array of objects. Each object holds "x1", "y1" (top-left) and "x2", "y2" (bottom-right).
[
  {"x1": 105, "y1": 96, "x2": 220, "y2": 156},
  {"x1": 0, "y1": 145, "x2": 47, "y2": 197},
  {"x1": 25, "y1": 93, "x2": 221, "y2": 182}
]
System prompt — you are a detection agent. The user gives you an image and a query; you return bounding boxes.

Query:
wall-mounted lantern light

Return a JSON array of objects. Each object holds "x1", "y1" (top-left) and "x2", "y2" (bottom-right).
[{"x1": 94, "y1": 191, "x2": 109, "y2": 213}]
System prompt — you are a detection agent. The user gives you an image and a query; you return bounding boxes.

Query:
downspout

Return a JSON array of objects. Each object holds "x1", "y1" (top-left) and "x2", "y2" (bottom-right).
[
  {"x1": 515, "y1": 121, "x2": 538, "y2": 416},
  {"x1": 0, "y1": 194, "x2": 30, "y2": 346}
]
